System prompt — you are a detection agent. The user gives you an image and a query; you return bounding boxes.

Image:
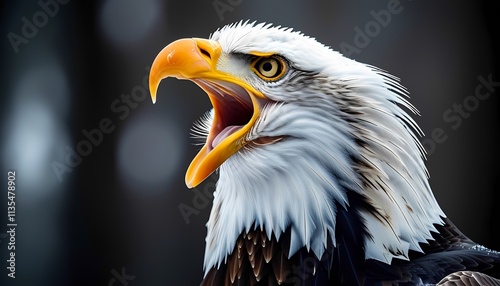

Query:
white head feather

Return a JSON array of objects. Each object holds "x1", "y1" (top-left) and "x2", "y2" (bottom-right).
[{"x1": 197, "y1": 21, "x2": 445, "y2": 274}]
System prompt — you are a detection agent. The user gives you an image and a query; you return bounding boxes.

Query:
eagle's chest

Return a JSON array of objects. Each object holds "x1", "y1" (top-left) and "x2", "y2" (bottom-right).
[
  {"x1": 201, "y1": 192, "x2": 373, "y2": 286},
  {"x1": 201, "y1": 227, "x2": 338, "y2": 286}
]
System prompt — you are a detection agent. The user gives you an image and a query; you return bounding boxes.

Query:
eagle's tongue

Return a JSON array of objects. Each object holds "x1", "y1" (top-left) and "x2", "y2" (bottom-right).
[{"x1": 212, "y1": 125, "x2": 243, "y2": 148}]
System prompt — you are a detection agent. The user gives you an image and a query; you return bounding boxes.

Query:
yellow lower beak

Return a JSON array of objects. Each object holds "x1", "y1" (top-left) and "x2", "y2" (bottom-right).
[{"x1": 149, "y1": 38, "x2": 264, "y2": 188}]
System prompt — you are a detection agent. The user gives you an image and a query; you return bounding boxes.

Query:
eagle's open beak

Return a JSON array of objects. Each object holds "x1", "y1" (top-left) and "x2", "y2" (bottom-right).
[{"x1": 149, "y1": 38, "x2": 266, "y2": 188}]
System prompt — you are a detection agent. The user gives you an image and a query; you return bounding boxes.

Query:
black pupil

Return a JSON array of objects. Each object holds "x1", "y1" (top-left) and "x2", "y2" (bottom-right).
[{"x1": 262, "y1": 61, "x2": 273, "y2": 72}]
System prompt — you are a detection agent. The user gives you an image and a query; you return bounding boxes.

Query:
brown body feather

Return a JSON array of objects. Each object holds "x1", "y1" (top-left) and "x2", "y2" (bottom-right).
[{"x1": 202, "y1": 229, "x2": 290, "y2": 286}]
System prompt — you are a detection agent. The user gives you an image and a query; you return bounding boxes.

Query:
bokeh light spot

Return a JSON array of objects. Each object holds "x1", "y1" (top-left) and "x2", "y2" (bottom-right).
[
  {"x1": 117, "y1": 112, "x2": 184, "y2": 193},
  {"x1": 99, "y1": 0, "x2": 160, "y2": 45}
]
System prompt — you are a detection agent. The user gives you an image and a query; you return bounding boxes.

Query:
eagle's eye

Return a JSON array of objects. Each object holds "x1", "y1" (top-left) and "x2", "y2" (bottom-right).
[{"x1": 252, "y1": 56, "x2": 286, "y2": 81}]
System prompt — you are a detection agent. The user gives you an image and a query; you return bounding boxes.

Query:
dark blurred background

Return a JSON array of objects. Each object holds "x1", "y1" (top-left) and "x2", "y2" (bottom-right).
[{"x1": 0, "y1": 0, "x2": 498, "y2": 285}]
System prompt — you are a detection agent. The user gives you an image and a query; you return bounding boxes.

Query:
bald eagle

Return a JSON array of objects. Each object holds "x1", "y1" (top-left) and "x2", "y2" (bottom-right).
[{"x1": 149, "y1": 21, "x2": 500, "y2": 285}]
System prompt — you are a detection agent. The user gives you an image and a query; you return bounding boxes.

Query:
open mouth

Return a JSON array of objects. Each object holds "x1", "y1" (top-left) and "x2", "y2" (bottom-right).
[
  {"x1": 194, "y1": 79, "x2": 256, "y2": 151},
  {"x1": 148, "y1": 37, "x2": 276, "y2": 187}
]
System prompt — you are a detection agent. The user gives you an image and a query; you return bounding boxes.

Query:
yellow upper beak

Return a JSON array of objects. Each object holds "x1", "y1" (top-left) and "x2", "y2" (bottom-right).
[{"x1": 149, "y1": 38, "x2": 265, "y2": 188}]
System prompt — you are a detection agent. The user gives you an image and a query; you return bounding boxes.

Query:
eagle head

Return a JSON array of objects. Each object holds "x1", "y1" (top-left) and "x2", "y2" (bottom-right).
[{"x1": 149, "y1": 21, "x2": 445, "y2": 276}]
